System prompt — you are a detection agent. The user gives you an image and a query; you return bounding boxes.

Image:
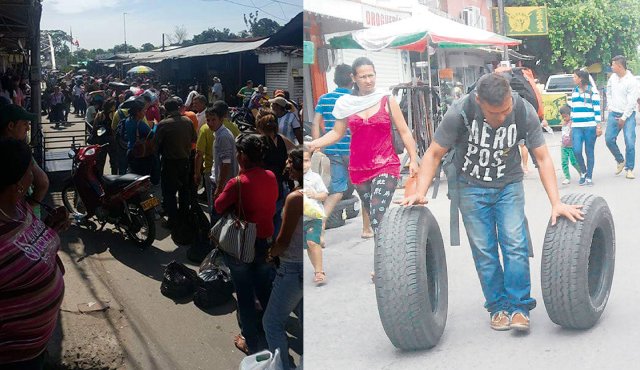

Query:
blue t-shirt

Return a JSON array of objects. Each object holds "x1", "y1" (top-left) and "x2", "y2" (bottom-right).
[
  {"x1": 315, "y1": 88, "x2": 351, "y2": 156},
  {"x1": 125, "y1": 118, "x2": 152, "y2": 150}
]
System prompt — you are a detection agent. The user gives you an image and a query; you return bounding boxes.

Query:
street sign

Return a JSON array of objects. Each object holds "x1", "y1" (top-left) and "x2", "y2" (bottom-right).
[{"x1": 493, "y1": 6, "x2": 549, "y2": 36}]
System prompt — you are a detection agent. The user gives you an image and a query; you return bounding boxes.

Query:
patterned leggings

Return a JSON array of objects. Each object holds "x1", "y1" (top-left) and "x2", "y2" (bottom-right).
[{"x1": 354, "y1": 173, "x2": 398, "y2": 237}]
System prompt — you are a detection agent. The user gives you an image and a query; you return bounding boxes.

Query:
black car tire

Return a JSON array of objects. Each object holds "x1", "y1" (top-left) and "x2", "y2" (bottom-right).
[
  {"x1": 541, "y1": 193, "x2": 615, "y2": 329},
  {"x1": 375, "y1": 206, "x2": 448, "y2": 350}
]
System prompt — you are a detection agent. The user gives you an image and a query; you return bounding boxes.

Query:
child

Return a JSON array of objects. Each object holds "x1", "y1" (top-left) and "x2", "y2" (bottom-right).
[
  {"x1": 303, "y1": 150, "x2": 328, "y2": 285},
  {"x1": 559, "y1": 105, "x2": 582, "y2": 185}
]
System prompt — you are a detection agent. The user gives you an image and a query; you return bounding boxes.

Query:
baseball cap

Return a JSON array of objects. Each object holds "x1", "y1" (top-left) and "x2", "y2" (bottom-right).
[
  {"x1": 268, "y1": 97, "x2": 288, "y2": 108},
  {"x1": 0, "y1": 104, "x2": 37, "y2": 128}
]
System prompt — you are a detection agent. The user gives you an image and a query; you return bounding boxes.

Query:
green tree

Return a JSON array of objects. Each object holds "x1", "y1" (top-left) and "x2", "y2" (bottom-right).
[
  {"x1": 504, "y1": 0, "x2": 640, "y2": 79},
  {"x1": 243, "y1": 11, "x2": 282, "y2": 37},
  {"x1": 192, "y1": 28, "x2": 240, "y2": 43},
  {"x1": 112, "y1": 43, "x2": 139, "y2": 53},
  {"x1": 140, "y1": 43, "x2": 156, "y2": 51}
]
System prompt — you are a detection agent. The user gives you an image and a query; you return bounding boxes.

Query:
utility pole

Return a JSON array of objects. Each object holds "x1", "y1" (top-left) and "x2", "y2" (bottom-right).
[
  {"x1": 123, "y1": 12, "x2": 127, "y2": 54},
  {"x1": 497, "y1": 0, "x2": 509, "y2": 63}
]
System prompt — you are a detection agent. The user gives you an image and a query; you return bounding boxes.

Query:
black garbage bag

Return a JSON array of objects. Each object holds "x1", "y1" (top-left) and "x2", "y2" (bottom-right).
[
  {"x1": 193, "y1": 249, "x2": 234, "y2": 309},
  {"x1": 160, "y1": 261, "x2": 200, "y2": 300}
]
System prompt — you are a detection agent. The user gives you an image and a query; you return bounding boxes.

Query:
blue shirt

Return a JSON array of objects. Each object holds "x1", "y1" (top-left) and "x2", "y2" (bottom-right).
[
  {"x1": 315, "y1": 88, "x2": 351, "y2": 156},
  {"x1": 125, "y1": 117, "x2": 152, "y2": 150}
]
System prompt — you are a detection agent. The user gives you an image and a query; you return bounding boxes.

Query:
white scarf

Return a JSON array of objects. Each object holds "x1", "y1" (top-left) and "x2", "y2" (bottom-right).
[{"x1": 332, "y1": 89, "x2": 389, "y2": 120}]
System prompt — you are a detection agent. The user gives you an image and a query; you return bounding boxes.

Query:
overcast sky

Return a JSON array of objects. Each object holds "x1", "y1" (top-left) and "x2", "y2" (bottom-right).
[{"x1": 41, "y1": 0, "x2": 302, "y2": 50}]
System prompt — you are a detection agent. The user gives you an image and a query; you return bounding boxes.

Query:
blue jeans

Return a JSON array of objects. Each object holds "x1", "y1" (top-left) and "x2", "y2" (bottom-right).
[
  {"x1": 328, "y1": 154, "x2": 350, "y2": 194},
  {"x1": 605, "y1": 111, "x2": 636, "y2": 170},
  {"x1": 572, "y1": 126, "x2": 597, "y2": 178},
  {"x1": 458, "y1": 180, "x2": 536, "y2": 316},
  {"x1": 263, "y1": 261, "x2": 303, "y2": 370},
  {"x1": 222, "y1": 239, "x2": 275, "y2": 354}
]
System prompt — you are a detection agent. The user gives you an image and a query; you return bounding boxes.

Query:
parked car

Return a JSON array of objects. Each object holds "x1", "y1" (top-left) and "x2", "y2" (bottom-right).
[{"x1": 542, "y1": 73, "x2": 600, "y2": 127}]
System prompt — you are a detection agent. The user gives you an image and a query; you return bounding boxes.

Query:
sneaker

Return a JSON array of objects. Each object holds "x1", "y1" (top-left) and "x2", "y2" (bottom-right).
[
  {"x1": 562, "y1": 178, "x2": 570, "y2": 185},
  {"x1": 585, "y1": 178, "x2": 594, "y2": 186},
  {"x1": 510, "y1": 312, "x2": 530, "y2": 332},
  {"x1": 578, "y1": 174, "x2": 586, "y2": 186},
  {"x1": 626, "y1": 170, "x2": 635, "y2": 179},
  {"x1": 616, "y1": 161, "x2": 626, "y2": 175},
  {"x1": 490, "y1": 311, "x2": 511, "y2": 331}
]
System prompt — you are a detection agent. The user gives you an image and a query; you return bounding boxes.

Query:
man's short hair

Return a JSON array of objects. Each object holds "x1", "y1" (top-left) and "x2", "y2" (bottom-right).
[
  {"x1": 206, "y1": 100, "x2": 229, "y2": 118},
  {"x1": 559, "y1": 105, "x2": 571, "y2": 116},
  {"x1": 476, "y1": 73, "x2": 512, "y2": 106},
  {"x1": 164, "y1": 96, "x2": 183, "y2": 112},
  {"x1": 334, "y1": 64, "x2": 352, "y2": 88},
  {"x1": 193, "y1": 94, "x2": 207, "y2": 104},
  {"x1": 612, "y1": 55, "x2": 627, "y2": 70}
]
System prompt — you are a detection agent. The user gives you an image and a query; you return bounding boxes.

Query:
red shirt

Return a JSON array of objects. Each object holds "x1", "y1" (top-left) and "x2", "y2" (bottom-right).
[
  {"x1": 347, "y1": 95, "x2": 400, "y2": 184},
  {"x1": 215, "y1": 167, "x2": 278, "y2": 238},
  {"x1": 145, "y1": 104, "x2": 161, "y2": 123}
]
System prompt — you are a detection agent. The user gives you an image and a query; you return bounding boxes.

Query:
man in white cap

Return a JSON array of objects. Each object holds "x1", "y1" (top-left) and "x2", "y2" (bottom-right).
[
  {"x1": 270, "y1": 96, "x2": 302, "y2": 144},
  {"x1": 211, "y1": 77, "x2": 223, "y2": 101}
]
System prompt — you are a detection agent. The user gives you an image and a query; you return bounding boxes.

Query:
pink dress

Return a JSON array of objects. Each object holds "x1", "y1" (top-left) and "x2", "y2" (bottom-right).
[{"x1": 347, "y1": 96, "x2": 401, "y2": 184}]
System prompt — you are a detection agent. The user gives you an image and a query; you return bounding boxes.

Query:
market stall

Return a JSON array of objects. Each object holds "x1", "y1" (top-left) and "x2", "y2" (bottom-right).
[{"x1": 327, "y1": 8, "x2": 522, "y2": 156}]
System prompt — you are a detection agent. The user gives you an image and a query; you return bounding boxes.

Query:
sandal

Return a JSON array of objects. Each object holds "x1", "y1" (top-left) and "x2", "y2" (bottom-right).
[
  {"x1": 313, "y1": 271, "x2": 326, "y2": 285},
  {"x1": 361, "y1": 231, "x2": 374, "y2": 239},
  {"x1": 234, "y1": 334, "x2": 250, "y2": 355}
]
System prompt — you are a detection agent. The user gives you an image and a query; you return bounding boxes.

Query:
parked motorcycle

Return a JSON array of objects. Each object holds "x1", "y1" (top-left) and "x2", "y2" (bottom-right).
[
  {"x1": 62, "y1": 139, "x2": 159, "y2": 248},
  {"x1": 230, "y1": 106, "x2": 256, "y2": 132}
]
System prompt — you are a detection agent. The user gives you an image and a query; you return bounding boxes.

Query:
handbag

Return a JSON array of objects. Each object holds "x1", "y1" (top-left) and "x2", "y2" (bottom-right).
[
  {"x1": 131, "y1": 120, "x2": 155, "y2": 158},
  {"x1": 210, "y1": 176, "x2": 257, "y2": 263},
  {"x1": 386, "y1": 97, "x2": 405, "y2": 155}
]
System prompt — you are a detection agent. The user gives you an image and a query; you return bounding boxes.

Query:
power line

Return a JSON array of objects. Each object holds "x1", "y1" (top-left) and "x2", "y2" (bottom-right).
[
  {"x1": 267, "y1": 0, "x2": 300, "y2": 7},
  {"x1": 220, "y1": 0, "x2": 287, "y2": 21}
]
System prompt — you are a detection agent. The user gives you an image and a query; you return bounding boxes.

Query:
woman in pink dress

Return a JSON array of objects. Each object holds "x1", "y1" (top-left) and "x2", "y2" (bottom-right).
[{"x1": 308, "y1": 57, "x2": 419, "y2": 239}]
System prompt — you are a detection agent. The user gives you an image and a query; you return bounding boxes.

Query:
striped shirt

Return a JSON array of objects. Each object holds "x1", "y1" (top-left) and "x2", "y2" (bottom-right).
[
  {"x1": 315, "y1": 88, "x2": 351, "y2": 156},
  {"x1": 0, "y1": 200, "x2": 65, "y2": 363},
  {"x1": 570, "y1": 86, "x2": 601, "y2": 128}
]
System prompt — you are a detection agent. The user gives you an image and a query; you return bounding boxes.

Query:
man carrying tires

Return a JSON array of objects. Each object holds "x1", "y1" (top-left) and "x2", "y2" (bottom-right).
[{"x1": 402, "y1": 73, "x2": 583, "y2": 332}]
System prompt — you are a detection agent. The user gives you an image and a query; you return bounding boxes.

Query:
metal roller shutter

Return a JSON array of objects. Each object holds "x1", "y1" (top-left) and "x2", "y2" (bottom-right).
[
  {"x1": 292, "y1": 76, "x2": 303, "y2": 104},
  {"x1": 265, "y1": 63, "x2": 289, "y2": 93}
]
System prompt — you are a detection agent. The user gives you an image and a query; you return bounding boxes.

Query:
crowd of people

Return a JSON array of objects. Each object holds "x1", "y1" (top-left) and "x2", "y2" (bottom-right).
[{"x1": 0, "y1": 67, "x2": 305, "y2": 368}]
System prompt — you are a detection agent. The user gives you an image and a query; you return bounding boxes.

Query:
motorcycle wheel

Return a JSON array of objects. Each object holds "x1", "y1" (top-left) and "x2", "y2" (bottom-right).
[
  {"x1": 61, "y1": 182, "x2": 87, "y2": 216},
  {"x1": 126, "y1": 203, "x2": 156, "y2": 249}
]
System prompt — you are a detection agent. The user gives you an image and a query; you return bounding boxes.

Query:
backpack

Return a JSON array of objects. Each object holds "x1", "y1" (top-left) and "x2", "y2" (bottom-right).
[
  {"x1": 468, "y1": 67, "x2": 544, "y2": 121},
  {"x1": 115, "y1": 110, "x2": 128, "y2": 149}
]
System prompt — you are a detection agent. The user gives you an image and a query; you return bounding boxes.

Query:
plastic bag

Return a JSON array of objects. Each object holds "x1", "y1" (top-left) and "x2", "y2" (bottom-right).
[
  {"x1": 193, "y1": 249, "x2": 234, "y2": 309},
  {"x1": 160, "y1": 261, "x2": 199, "y2": 300},
  {"x1": 239, "y1": 349, "x2": 283, "y2": 370},
  {"x1": 303, "y1": 194, "x2": 325, "y2": 219}
]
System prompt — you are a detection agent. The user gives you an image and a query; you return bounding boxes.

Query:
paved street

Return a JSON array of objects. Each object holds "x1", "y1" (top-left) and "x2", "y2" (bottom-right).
[{"x1": 304, "y1": 127, "x2": 640, "y2": 369}]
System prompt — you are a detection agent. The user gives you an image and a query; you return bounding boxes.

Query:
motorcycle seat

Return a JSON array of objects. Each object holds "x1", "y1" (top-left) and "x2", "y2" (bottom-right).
[{"x1": 102, "y1": 173, "x2": 143, "y2": 189}]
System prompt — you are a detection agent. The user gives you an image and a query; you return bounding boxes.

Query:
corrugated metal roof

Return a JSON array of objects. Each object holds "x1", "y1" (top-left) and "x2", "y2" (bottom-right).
[{"x1": 110, "y1": 39, "x2": 269, "y2": 63}]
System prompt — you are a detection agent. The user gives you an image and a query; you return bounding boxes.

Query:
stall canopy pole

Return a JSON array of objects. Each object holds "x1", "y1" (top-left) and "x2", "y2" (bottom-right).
[{"x1": 498, "y1": 0, "x2": 509, "y2": 62}]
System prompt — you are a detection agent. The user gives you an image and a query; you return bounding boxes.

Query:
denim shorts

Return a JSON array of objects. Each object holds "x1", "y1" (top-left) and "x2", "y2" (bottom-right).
[
  {"x1": 328, "y1": 155, "x2": 349, "y2": 194},
  {"x1": 303, "y1": 219, "x2": 322, "y2": 247}
]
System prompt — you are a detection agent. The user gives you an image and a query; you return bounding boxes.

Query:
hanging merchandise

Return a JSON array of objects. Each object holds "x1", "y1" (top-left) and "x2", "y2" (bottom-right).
[{"x1": 391, "y1": 83, "x2": 441, "y2": 157}]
